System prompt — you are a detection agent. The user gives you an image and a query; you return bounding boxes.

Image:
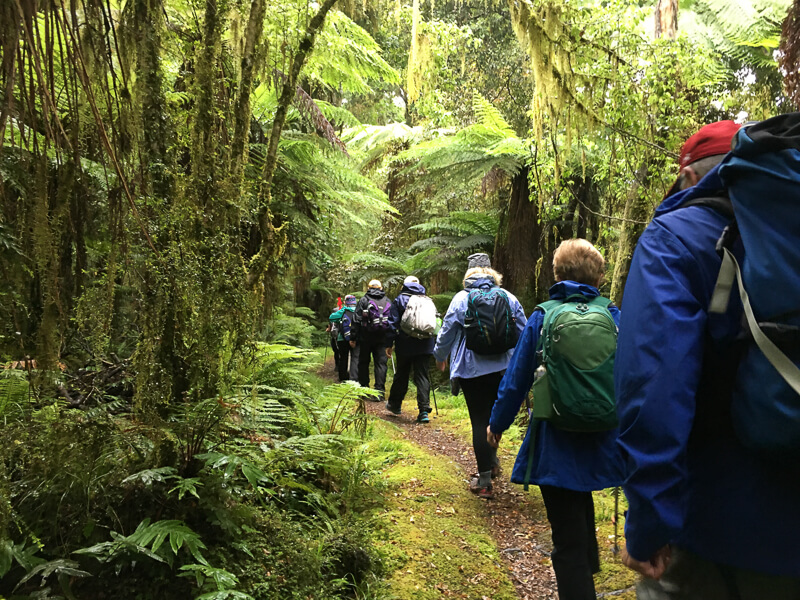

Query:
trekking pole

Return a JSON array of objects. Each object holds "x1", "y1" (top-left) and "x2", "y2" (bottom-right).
[
  {"x1": 391, "y1": 353, "x2": 396, "y2": 374},
  {"x1": 323, "y1": 344, "x2": 328, "y2": 365},
  {"x1": 431, "y1": 386, "x2": 439, "y2": 416},
  {"x1": 612, "y1": 486, "x2": 620, "y2": 555}
]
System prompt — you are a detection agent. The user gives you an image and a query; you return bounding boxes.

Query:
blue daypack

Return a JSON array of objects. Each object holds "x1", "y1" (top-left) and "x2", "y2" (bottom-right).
[{"x1": 711, "y1": 114, "x2": 800, "y2": 454}]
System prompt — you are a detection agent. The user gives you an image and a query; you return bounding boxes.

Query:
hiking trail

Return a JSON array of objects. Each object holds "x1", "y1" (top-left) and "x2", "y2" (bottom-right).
[{"x1": 316, "y1": 357, "x2": 636, "y2": 599}]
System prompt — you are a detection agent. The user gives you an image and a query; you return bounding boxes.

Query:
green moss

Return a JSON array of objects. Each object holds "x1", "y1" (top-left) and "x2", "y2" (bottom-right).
[{"x1": 365, "y1": 420, "x2": 517, "y2": 599}]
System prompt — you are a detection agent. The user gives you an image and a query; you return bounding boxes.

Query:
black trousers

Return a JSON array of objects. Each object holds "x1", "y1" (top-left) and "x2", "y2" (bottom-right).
[
  {"x1": 330, "y1": 334, "x2": 340, "y2": 371},
  {"x1": 539, "y1": 485, "x2": 599, "y2": 600},
  {"x1": 460, "y1": 371, "x2": 504, "y2": 473},
  {"x1": 387, "y1": 353, "x2": 431, "y2": 413},
  {"x1": 358, "y1": 335, "x2": 388, "y2": 396},
  {"x1": 336, "y1": 341, "x2": 359, "y2": 382}
]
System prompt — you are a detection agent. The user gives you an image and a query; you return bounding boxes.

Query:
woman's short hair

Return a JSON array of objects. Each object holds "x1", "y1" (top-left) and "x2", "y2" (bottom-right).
[
  {"x1": 463, "y1": 266, "x2": 503, "y2": 288},
  {"x1": 552, "y1": 239, "x2": 605, "y2": 285}
]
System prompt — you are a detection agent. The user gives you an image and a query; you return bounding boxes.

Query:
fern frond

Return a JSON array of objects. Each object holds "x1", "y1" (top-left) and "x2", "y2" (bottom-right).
[
  {"x1": 305, "y1": 10, "x2": 400, "y2": 94},
  {"x1": 75, "y1": 519, "x2": 208, "y2": 567}
]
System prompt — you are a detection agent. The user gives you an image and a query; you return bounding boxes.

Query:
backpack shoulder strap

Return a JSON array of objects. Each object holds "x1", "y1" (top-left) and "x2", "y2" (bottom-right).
[
  {"x1": 681, "y1": 195, "x2": 735, "y2": 220},
  {"x1": 588, "y1": 296, "x2": 615, "y2": 310},
  {"x1": 534, "y1": 300, "x2": 562, "y2": 314},
  {"x1": 534, "y1": 300, "x2": 563, "y2": 354}
]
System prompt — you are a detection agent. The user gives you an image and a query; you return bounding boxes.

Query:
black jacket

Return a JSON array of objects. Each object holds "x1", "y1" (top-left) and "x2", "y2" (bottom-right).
[{"x1": 354, "y1": 288, "x2": 390, "y2": 342}]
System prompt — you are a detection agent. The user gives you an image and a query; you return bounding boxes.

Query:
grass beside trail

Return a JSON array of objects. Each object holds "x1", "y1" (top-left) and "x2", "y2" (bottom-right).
[{"x1": 305, "y1": 364, "x2": 518, "y2": 598}]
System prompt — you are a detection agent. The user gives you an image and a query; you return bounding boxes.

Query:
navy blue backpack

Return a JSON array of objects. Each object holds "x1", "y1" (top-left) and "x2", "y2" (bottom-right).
[{"x1": 711, "y1": 114, "x2": 800, "y2": 454}]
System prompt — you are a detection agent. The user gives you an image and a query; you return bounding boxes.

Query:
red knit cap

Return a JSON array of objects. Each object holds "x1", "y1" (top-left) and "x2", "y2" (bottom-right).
[{"x1": 679, "y1": 120, "x2": 740, "y2": 168}]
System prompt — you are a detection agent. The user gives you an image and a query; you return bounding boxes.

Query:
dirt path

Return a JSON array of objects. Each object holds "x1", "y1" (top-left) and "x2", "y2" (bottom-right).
[{"x1": 362, "y1": 398, "x2": 558, "y2": 600}]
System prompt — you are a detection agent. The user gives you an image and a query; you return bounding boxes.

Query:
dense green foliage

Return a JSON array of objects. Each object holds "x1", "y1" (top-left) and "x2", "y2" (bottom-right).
[{"x1": 0, "y1": 0, "x2": 796, "y2": 596}]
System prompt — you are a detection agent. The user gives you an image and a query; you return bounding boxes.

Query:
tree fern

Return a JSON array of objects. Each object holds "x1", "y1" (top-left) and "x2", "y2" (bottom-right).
[
  {"x1": 682, "y1": 0, "x2": 788, "y2": 69},
  {"x1": 397, "y1": 95, "x2": 526, "y2": 194},
  {"x1": 305, "y1": 10, "x2": 400, "y2": 94}
]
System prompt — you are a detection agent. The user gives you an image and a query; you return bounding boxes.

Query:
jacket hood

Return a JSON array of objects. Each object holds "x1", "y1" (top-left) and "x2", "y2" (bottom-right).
[
  {"x1": 401, "y1": 282, "x2": 427, "y2": 295},
  {"x1": 466, "y1": 276, "x2": 497, "y2": 290},
  {"x1": 549, "y1": 280, "x2": 601, "y2": 300},
  {"x1": 654, "y1": 164, "x2": 726, "y2": 218},
  {"x1": 365, "y1": 288, "x2": 386, "y2": 300}
]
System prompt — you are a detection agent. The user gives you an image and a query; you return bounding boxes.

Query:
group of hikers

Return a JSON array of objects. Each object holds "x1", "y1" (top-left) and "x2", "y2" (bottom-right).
[
  {"x1": 327, "y1": 117, "x2": 800, "y2": 600},
  {"x1": 328, "y1": 275, "x2": 437, "y2": 422}
]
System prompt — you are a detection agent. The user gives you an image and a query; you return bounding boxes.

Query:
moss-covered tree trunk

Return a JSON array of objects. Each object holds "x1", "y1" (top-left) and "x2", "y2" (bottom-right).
[
  {"x1": 610, "y1": 164, "x2": 650, "y2": 305},
  {"x1": 230, "y1": 0, "x2": 267, "y2": 188},
  {"x1": 247, "y1": 0, "x2": 341, "y2": 288}
]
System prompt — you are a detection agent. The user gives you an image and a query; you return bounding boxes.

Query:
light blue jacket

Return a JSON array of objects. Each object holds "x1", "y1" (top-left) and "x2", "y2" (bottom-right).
[
  {"x1": 433, "y1": 277, "x2": 526, "y2": 380},
  {"x1": 489, "y1": 281, "x2": 624, "y2": 491}
]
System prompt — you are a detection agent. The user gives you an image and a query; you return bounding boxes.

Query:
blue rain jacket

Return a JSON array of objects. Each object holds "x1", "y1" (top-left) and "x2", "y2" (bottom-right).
[
  {"x1": 615, "y1": 165, "x2": 800, "y2": 576},
  {"x1": 386, "y1": 282, "x2": 435, "y2": 356},
  {"x1": 489, "y1": 281, "x2": 624, "y2": 490},
  {"x1": 329, "y1": 306, "x2": 356, "y2": 342},
  {"x1": 433, "y1": 278, "x2": 526, "y2": 379}
]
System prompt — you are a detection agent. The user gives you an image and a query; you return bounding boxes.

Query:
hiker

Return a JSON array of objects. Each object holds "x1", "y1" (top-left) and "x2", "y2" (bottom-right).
[
  {"x1": 615, "y1": 117, "x2": 800, "y2": 598},
  {"x1": 326, "y1": 301, "x2": 342, "y2": 372},
  {"x1": 353, "y1": 279, "x2": 391, "y2": 401},
  {"x1": 487, "y1": 239, "x2": 624, "y2": 600},
  {"x1": 385, "y1": 275, "x2": 436, "y2": 423},
  {"x1": 329, "y1": 295, "x2": 359, "y2": 382},
  {"x1": 433, "y1": 259, "x2": 526, "y2": 499}
]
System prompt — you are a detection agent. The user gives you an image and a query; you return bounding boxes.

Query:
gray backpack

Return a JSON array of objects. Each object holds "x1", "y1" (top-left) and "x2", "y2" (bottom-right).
[{"x1": 400, "y1": 295, "x2": 439, "y2": 339}]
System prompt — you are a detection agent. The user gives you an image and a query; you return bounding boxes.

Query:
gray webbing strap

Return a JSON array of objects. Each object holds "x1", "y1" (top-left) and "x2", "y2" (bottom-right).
[
  {"x1": 709, "y1": 249, "x2": 736, "y2": 314},
  {"x1": 711, "y1": 248, "x2": 800, "y2": 395}
]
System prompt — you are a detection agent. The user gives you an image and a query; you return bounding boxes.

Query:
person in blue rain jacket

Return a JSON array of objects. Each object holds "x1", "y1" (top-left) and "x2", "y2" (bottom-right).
[
  {"x1": 488, "y1": 239, "x2": 624, "y2": 600},
  {"x1": 615, "y1": 120, "x2": 800, "y2": 598},
  {"x1": 434, "y1": 264, "x2": 526, "y2": 499}
]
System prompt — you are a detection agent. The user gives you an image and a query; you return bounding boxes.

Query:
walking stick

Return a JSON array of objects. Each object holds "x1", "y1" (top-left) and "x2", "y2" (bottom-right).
[{"x1": 612, "y1": 486, "x2": 620, "y2": 555}]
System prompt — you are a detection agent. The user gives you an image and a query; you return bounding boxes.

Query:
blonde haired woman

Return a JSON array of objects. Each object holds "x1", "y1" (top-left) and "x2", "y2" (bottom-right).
[{"x1": 433, "y1": 260, "x2": 526, "y2": 498}]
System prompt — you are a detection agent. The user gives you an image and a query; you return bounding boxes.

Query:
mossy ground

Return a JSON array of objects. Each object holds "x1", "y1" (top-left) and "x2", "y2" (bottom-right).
[{"x1": 365, "y1": 421, "x2": 519, "y2": 599}]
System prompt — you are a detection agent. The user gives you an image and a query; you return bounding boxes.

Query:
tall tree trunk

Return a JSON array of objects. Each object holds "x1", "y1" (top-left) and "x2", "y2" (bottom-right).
[
  {"x1": 230, "y1": 0, "x2": 267, "y2": 187},
  {"x1": 192, "y1": 0, "x2": 227, "y2": 215},
  {"x1": 247, "y1": 0, "x2": 340, "y2": 288},
  {"x1": 655, "y1": 0, "x2": 678, "y2": 39},
  {"x1": 780, "y1": 0, "x2": 800, "y2": 109},
  {"x1": 610, "y1": 164, "x2": 650, "y2": 305},
  {"x1": 132, "y1": 0, "x2": 173, "y2": 199},
  {"x1": 492, "y1": 167, "x2": 541, "y2": 306},
  {"x1": 0, "y1": 1, "x2": 21, "y2": 153}
]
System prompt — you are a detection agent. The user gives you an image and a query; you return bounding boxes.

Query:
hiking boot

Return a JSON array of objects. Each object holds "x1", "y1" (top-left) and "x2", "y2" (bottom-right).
[
  {"x1": 416, "y1": 411, "x2": 430, "y2": 424},
  {"x1": 469, "y1": 476, "x2": 494, "y2": 499},
  {"x1": 385, "y1": 402, "x2": 401, "y2": 416}
]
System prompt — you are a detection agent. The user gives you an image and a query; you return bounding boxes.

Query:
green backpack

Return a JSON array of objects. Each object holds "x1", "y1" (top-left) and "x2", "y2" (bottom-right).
[
  {"x1": 522, "y1": 294, "x2": 618, "y2": 490},
  {"x1": 531, "y1": 294, "x2": 618, "y2": 432}
]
